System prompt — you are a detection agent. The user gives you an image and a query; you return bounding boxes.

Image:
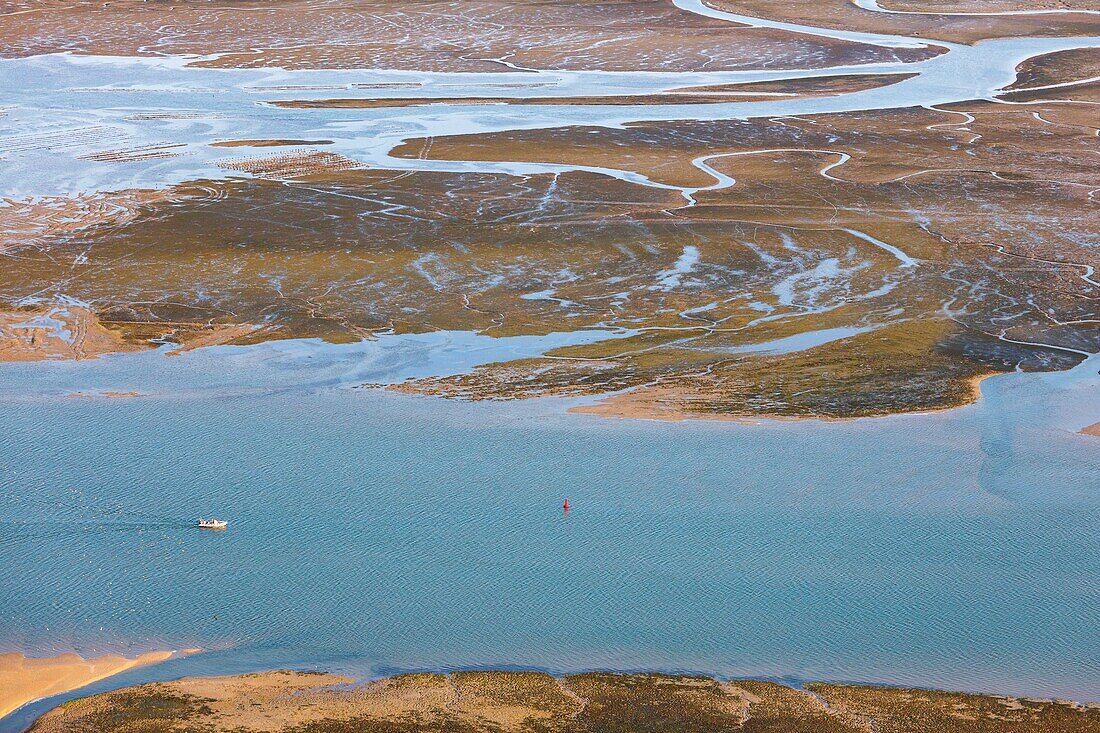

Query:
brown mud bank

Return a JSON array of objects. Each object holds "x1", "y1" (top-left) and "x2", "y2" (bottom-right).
[
  {"x1": 390, "y1": 97, "x2": 1100, "y2": 188},
  {"x1": 707, "y1": 0, "x2": 1100, "y2": 44},
  {"x1": 268, "y1": 73, "x2": 918, "y2": 109},
  {"x1": 0, "y1": 0, "x2": 939, "y2": 72},
  {"x1": 27, "y1": 669, "x2": 1100, "y2": 733},
  {"x1": 1008, "y1": 47, "x2": 1100, "y2": 91}
]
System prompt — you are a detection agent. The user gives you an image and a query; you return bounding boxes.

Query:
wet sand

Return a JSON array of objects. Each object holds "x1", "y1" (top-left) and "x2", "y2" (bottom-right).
[
  {"x1": 0, "y1": 189, "x2": 166, "y2": 257},
  {"x1": 0, "y1": 651, "x2": 177, "y2": 720}
]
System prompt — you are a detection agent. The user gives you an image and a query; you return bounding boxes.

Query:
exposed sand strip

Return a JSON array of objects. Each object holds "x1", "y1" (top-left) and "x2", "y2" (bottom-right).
[{"x1": 0, "y1": 650, "x2": 179, "y2": 719}]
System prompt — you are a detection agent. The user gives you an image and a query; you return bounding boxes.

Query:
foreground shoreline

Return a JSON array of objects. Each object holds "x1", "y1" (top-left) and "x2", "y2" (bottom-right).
[
  {"x1": 21, "y1": 668, "x2": 1100, "y2": 733},
  {"x1": 0, "y1": 651, "x2": 191, "y2": 722}
]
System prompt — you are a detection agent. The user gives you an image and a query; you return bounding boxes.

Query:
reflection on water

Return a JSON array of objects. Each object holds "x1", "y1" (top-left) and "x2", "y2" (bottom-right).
[{"x1": 0, "y1": 347, "x2": 1098, "y2": 728}]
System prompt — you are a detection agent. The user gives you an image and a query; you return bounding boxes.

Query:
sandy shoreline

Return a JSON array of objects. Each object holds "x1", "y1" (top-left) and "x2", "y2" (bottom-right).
[
  {"x1": 1081, "y1": 421, "x2": 1100, "y2": 437},
  {"x1": 0, "y1": 650, "x2": 187, "y2": 720},
  {"x1": 24, "y1": 669, "x2": 1100, "y2": 733}
]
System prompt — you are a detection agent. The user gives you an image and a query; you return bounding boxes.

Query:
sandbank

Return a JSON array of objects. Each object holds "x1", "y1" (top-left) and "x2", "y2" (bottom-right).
[{"x1": 0, "y1": 650, "x2": 179, "y2": 719}]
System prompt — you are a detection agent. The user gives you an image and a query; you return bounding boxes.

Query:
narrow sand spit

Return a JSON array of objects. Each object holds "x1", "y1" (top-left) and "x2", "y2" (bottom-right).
[
  {"x1": 1081, "y1": 422, "x2": 1100, "y2": 437},
  {"x1": 0, "y1": 650, "x2": 181, "y2": 719}
]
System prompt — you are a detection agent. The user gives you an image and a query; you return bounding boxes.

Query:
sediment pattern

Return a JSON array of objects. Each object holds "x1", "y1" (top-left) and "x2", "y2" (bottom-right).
[
  {"x1": 3, "y1": 88, "x2": 1097, "y2": 417},
  {"x1": 0, "y1": 0, "x2": 1097, "y2": 421}
]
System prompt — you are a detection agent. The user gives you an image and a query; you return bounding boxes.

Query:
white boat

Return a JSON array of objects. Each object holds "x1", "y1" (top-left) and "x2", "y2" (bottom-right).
[{"x1": 197, "y1": 518, "x2": 228, "y2": 529}]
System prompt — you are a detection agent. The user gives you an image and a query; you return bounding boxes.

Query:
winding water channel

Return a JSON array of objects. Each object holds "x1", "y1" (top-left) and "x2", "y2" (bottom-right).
[
  {"x1": 1, "y1": 0, "x2": 1099, "y2": 728},
  {"x1": 2, "y1": 1, "x2": 1099, "y2": 198}
]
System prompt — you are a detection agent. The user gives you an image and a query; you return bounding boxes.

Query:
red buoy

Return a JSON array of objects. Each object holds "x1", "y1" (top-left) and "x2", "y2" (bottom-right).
[{"x1": 563, "y1": 498, "x2": 570, "y2": 511}]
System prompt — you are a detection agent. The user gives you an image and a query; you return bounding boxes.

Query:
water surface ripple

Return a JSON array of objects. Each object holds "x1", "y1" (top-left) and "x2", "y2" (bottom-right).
[{"x1": 1, "y1": 352, "x2": 1098, "y2": 723}]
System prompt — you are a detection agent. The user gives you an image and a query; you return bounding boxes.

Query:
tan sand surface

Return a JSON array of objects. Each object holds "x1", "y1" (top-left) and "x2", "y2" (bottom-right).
[
  {"x1": 27, "y1": 669, "x2": 1100, "y2": 733},
  {"x1": 1081, "y1": 422, "x2": 1100, "y2": 437},
  {"x1": 0, "y1": 650, "x2": 176, "y2": 719}
]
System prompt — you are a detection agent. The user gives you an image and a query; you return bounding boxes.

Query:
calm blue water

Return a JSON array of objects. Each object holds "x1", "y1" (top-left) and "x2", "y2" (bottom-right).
[{"x1": 1, "y1": 342, "x2": 1098, "y2": 729}]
